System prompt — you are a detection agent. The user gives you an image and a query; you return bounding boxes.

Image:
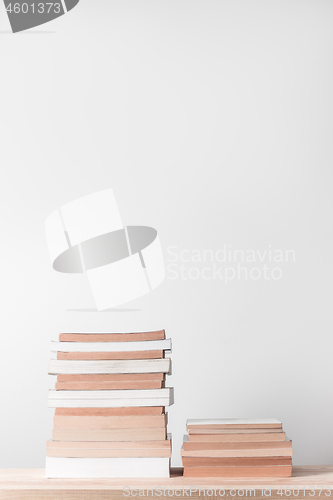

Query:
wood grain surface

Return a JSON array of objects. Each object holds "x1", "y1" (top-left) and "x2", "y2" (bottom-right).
[{"x1": 1, "y1": 466, "x2": 333, "y2": 499}]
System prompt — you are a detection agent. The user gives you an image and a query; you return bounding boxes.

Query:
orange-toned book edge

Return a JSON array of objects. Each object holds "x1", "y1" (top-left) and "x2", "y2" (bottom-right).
[
  {"x1": 54, "y1": 407, "x2": 165, "y2": 417},
  {"x1": 183, "y1": 466, "x2": 292, "y2": 477},
  {"x1": 53, "y1": 414, "x2": 168, "y2": 429},
  {"x1": 182, "y1": 457, "x2": 292, "y2": 466},
  {"x1": 47, "y1": 439, "x2": 171, "y2": 449},
  {"x1": 55, "y1": 381, "x2": 163, "y2": 390},
  {"x1": 56, "y1": 350, "x2": 164, "y2": 360},
  {"x1": 56, "y1": 373, "x2": 165, "y2": 382},
  {"x1": 59, "y1": 331, "x2": 165, "y2": 342},
  {"x1": 47, "y1": 448, "x2": 171, "y2": 458},
  {"x1": 188, "y1": 433, "x2": 286, "y2": 443},
  {"x1": 183, "y1": 441, "x2": 292, "y2": 451},
  {"x1": 52, "y1": 427, "x2": 167, "y2": 442}
]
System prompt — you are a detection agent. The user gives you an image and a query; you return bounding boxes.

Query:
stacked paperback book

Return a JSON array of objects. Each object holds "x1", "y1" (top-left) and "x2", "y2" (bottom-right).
[
  {"x1": 46, "y1": 330, "x2": 173, "y2": 478},
  {"x1": 181, "y1": 419, "x2": 293, "y2": 477}
]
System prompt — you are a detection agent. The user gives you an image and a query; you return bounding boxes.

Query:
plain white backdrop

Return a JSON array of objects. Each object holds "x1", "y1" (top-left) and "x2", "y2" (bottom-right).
[{"x1": 0, "y1": 0, "x2": 333, "y2": 467}]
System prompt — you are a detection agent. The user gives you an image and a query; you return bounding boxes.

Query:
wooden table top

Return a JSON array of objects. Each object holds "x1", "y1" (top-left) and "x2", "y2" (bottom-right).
[
  {"x1": 0, "y1": 465, "x2": 333, "y2": 500},
  {"x1": 1, "y1": 466, "x2": 333, "y2": 489}
]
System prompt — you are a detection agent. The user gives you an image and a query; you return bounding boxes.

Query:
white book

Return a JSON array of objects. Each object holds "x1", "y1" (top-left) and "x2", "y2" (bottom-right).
[
  {"x1": 48, "y1": 397, "x2": 173, "y2": 408},
  {"x1": 50, "y1": 339, "x2": 172, "y2": 353},
  {"x1": 48, "y1": 388, "x2": 173, "y2": 400},
  {"x1": 48, "y1": 358, "x2": 171, "y2": 375},
  {"x1": 45, "y1": 457, "x2": 170, "y2": 478},
  {"x1": 187, "y1": 418, "x2": 282, "y2": 426}
]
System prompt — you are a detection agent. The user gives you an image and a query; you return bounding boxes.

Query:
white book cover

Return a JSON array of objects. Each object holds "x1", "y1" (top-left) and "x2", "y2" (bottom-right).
[
  {"x1": 48, "y1": 358, "x2": 171, "y2": 375},
  {"x1": 47, "y1": 397, "x2": 174, "y2": 408},
  {"x1": 50, "y1": 338, "x2": 172, "y2": 353},
  {"x1": 187, "y1": 418, "x2": 282, "y2": 426},
  {"x1": 45, "y1": 457, "x2": 170, "y2": 478},
  {"x1": 48, "y1": 388, "x2": 173, "y2": 400}
]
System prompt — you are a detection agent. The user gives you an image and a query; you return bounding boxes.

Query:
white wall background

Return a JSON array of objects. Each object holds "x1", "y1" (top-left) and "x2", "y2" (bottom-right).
[{"x1": 0, "y1": 0, "x2": 333, "y2": 468}]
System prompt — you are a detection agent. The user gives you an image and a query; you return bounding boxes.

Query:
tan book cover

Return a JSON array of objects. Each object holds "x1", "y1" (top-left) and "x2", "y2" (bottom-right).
[
  {"x1": 47, "y1": 439, "x2": 171, "y2": 449},
  {"x1": 59, "y1": 331, "x2": 165, "y2": 342},
  {"x1": 56, "y1": 350, "x2": 163, "y2": 360},
  {"x1": 57, "y1": 373, "x2": 165, "y2": 382},
  {"x1": 182, "y1": 457, "x2": 292, "y2": 466},
  {"x1": 183, "y1": 465, "x2": 292, "y2": 477},
  {"x1": 183, "y1": 441, "x2": 293, "y2": 451},
  {"x1": 181, "y1": 450, "x2": 293, "y2": 458},
  {"x1": 55, "y1": 380, "x2": 163, "y2": 390},
  {"x1": 54, "y1": 407, "x2": 165, "y2": 416},
  {"x1": 52, "y1": 427, "x2": 167, "y2": 442},
  {"x1": 188, "y1": 433, "x2": 286, "y2": 443},
  {"x1": 47, "y1": 448, "x2": 171, "y2": 458},
  {"x1": 53, "y1": 414, "x2": 167, "y2": 429}
]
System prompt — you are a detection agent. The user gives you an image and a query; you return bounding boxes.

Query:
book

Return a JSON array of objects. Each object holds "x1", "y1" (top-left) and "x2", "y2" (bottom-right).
[
  {"x1": 48, "y1": 398, "x2": 172, "y2": 408},
  {"x1": 53, "y1": 351, "x2": 164, "y2": 360},
  {"x1": 58, "y1": 330, "x2": 165, "y2": 342},
  {"x1": 181, "y1": 441, "x2": 293, "y2": 458},
  {"x1": 47, "y1": 447, "x2": 171, "y2": 458},
  {"x1": 47, "y1": 436, "x2": 172, "y2": 449},
  {"x1": 49, "y1": 388, "x2": 172, "y2": 400},
  {"x1": 187, "y1": 418, "x2": 282, "y2": 429},
  {"x1": 54, "y1": 407, "x2": 165, "y2": 416},
  {"x1": 55, "y1": 380, "x2": 163, "y2": 390},
  {"x1": 182, "y1": 457, "x2": 292, "y2": 466},
  {"x1": 188, "y1": 433, "x2": 286, "y2": 442},
  {"x1": 51, "y1": 339, "x2": 171, "y2": 352},
  {"x1": 53, "y1": 414, "x2": 168, "y2": 429},
  {"x1": 48, "y1": 358, "x2": 171, "y2": 375},
  {"x1": 56, "y1": 373, "x2": 165, "y2": 381},
  {"x1": 183, "y1": 465, "x2": 292, "y2": 478},
  {"x1": 187, "y1": 428, "x2": 283, "y2": 434},
  {"x1": 183, "y1": 438, "x2": 292, "y2": 449},
  {"x1": 52, "y1": 427, "x2": 167, "y2": 442},
  {"x1": 48, "y1": 387, "x2": 174, "y2": 408},
  {"x1": 45, "y1": 456, "x2": 170, "y2": 478}
]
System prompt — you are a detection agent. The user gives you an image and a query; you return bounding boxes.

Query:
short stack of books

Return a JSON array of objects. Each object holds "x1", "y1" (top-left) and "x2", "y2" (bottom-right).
[
  {"x1": 46, "y1": 330, "x2": 173, "y2": 478},
  {"x1": 181, "y1": 419, "x2": 293, "y2": 478}
]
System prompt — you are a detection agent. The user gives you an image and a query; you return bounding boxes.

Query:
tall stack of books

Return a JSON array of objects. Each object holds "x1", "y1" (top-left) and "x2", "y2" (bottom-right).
[
  {"x1": 181, "y1": 419, "x2": 293, "y2": 478},
  {"x1": 46, "y1": 330, "x2": 173, "y2": 478}
]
